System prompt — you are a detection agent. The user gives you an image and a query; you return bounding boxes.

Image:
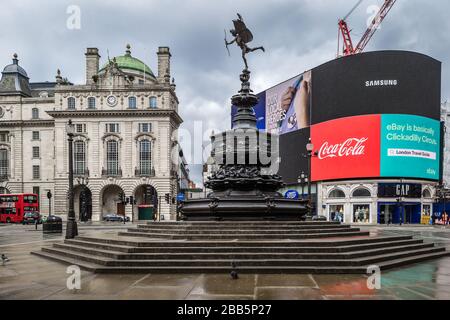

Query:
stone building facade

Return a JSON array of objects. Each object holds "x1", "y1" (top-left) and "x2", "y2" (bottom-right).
[{"x1": 0, "y1": 45, "x2": 182, "y2": 221}]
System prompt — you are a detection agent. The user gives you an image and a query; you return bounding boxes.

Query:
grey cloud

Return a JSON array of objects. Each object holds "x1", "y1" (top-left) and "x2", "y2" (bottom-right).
[{"x1": 1, "y1": 0, "x2": 449, "y2": 185}]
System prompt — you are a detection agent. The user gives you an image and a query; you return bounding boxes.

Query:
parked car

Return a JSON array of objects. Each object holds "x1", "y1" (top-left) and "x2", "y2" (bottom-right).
[
  {"x1": 22, "y1": 212, "x2": 43, "y2": 225},
  {"x1": 103, "y1": 213, "x2": 130, "y2": 222}
]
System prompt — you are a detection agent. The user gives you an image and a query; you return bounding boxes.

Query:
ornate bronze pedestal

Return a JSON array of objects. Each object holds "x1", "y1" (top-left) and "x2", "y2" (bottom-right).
[{"x1": 180, "y1": 69, "x2": 308, "y2": 221}]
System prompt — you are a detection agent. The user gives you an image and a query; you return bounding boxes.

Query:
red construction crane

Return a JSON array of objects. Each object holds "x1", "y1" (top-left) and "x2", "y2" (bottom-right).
[{"x1": 338, "y1": 0, "x2": 397, "y2": 56}]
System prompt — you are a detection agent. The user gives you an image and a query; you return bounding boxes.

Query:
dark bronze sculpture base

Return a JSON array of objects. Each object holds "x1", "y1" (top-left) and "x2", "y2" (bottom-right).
[{"x1": 180, "y1": 195, "x2": 307, "y2": 221}]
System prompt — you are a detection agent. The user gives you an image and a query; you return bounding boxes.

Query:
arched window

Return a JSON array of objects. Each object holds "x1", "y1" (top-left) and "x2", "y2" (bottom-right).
[
  {"x1": 67, "y1": 97, "x2": 76, "y2": 110},
  {"x1": 329, "y1": 189, "x2": 345, "y2": 199},
  {"x1": 128, "y1": 96, "x2": 137, "y2": 109},
  {"x1": 106, "y1": 140, "x2": 119, "y2": 176},
  {"x1": 87, "y1": 97, "x2": 96, "y2": 109},
  {"x1": 139, "y1": 139, "x2": 152, "y2": 175},
  {"x1": 422, "y1": 189, "x2": 432, "y2": 198},
  {"x1": 74, "y1": 141, "x2": 86, "y2": 175},
  {"x1": 149, "y1": 96, "x2": 157, "y2": 109},
  {"x1": 32, "y1": 108, "x2": 39, "y2": 119},
  {"x1": 352, "y1": 188, "x2": 371, "y2": 198},
  {"x1": 0, "y1": 149, "x2": 9, "y2": 179}
]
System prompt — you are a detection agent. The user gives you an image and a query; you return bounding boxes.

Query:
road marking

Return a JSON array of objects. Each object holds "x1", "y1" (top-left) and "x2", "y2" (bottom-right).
[{"x1": 0, "y1": 238, "x2": 62, "y2": 248}]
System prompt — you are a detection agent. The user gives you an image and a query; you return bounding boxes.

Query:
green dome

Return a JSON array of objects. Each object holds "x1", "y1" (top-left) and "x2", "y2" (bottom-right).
[{"x1": 99, "y1": 46, "x2": 155, "y2": 79}]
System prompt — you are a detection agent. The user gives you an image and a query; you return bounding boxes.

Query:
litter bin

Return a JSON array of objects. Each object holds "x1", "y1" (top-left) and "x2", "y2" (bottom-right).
[{"x1": 43, "y1": 215, "x2": 63, "y2": 234}]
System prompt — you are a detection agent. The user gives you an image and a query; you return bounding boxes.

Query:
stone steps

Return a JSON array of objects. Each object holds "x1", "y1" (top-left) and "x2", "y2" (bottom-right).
[
  {"x1": 143, "y1": 221, "x2": 341, "y2": 226},
  {"x1": 118, "y1": 229, "x2": 370, "y2": 240},
  {"x1": 137, "y1": 222, "x2": 343, "y2": 230},
  {"x1": 52, "y1": 242, "x2": 434, "y2": 260},
  {"x1": 73, "y1": 234, "x2": 413, "y2": 247},
  {"x1": 64, "y1": 238, "x2": 424, "y2": 254},
  {"x1": 31, "y1": 221, "x2": 450, "y2": 274},
  {"x1": 31, "y1": 250, "x2": 450, "y2": 274},
  {"x1": 36, "y1": 245, "x2": 447, "y2": 267},
  {"x1": 126, "y1": 227, "x2": 357, "y2": 235}
]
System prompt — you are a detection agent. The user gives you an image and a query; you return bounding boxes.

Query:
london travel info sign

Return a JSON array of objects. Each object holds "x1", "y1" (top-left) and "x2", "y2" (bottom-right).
[{"x1": 311, "y1": 114, "x2": 440, "y2": 181}]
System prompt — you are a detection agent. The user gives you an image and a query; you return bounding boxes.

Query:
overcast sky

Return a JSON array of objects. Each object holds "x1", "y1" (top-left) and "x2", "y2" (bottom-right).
[{"x1": 1, "y1": 0, "x2": 449, "y2": 186}]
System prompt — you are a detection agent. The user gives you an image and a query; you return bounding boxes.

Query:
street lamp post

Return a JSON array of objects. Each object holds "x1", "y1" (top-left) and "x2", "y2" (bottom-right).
[
  {"x1": 66, "y1": 120, "x2": 78, "y2": 239},
  {"x1": 306, "y1": 138, "x2": 314, "y2": 219},
  {"x1": 297, "y1": 171, "x2": 308, "y2": 199},
  {"x1": 47, "y1": 190, "x2": 52, "y2": 217}
]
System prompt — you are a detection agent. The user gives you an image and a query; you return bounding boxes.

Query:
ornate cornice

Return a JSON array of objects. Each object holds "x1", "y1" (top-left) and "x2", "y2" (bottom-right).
[
  {"x1": 46, "y1": 109, "x2": 183, "y2": 124},
  {"x1": 135, "y1": 133, "x2": 156, "y2": 141},
  {"x1": 0, "y1": 120, "x2": 54, "y2": 127}
]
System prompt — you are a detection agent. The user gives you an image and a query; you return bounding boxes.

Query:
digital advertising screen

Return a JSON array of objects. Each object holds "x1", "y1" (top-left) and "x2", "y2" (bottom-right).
[
  {"x1": 311, "y1": 114, "x2": 441, "y2": 182},
  {"x1": 230, "y1": 50, "x2": 442, "y2": 184},
  {"x1": 265, "y1": 71, "x2": 310, "y2": 135}
]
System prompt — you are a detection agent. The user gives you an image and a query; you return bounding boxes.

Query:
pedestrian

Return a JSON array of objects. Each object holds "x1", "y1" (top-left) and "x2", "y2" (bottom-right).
[{"x1": 35, "y1": 217, "x2": 38, "y2": 230}]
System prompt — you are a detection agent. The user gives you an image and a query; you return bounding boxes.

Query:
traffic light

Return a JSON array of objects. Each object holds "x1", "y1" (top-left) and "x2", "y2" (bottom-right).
[
  {"x1": 119, "y1": 192, "x2": 125, "y2": 204},
  {"x1": 129, "y1": 195, "x2": 136, "y2": 205},
  {"x1": 164, "y1": 193, "x2": 170, "y2": 204}
]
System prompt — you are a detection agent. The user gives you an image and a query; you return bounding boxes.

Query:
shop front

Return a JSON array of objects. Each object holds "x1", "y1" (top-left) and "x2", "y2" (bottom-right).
[
  {"x1": 378, "y1": 202, "x2": 421, "y2": 224},
  {"x1": 318, "y1": 180, "x2": 436, "y2": 225},
  {"x1": 377, "y1": 182, "x2": 435, "y2": 224}
]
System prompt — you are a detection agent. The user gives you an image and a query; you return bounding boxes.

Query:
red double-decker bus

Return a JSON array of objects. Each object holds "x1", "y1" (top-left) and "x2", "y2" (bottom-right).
[{"x1": 0, "y1": 194, "x2": 39, "y2": 223}]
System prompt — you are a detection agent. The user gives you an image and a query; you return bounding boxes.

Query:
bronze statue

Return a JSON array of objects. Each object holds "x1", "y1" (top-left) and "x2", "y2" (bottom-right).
[{"x1": 225, "y1": 13, "x2": 265, "y2": 70}]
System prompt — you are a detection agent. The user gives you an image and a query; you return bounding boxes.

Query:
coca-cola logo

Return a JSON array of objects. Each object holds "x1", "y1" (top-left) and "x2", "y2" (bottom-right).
[{"x1": 318, "y1": 138, "x2": 368, "y2": 160}]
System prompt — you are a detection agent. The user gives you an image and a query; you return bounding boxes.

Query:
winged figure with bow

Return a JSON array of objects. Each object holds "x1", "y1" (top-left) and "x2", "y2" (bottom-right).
[{"x1": 225, "y1": 13, "x2": 265, "y2": 70}]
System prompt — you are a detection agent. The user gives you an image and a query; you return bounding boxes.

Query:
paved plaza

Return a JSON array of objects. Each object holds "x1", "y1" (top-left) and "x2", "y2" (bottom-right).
[{"x1": 1, "y1": 223, "x2": 450, "y2": 300}]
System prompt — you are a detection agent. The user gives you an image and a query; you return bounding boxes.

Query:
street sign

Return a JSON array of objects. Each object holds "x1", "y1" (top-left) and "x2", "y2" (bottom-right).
[
  {"x1": 284, "y1": 190, "x2": 300, "y2": 200},
  {"x1": 177, "y1": 193, "x2": 185, "y2": 202}
]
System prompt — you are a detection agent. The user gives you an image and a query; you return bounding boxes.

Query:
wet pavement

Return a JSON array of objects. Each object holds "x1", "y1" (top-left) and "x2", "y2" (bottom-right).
[{"x1": 1, "y1": 224, "x2": 450, "y2": 300}]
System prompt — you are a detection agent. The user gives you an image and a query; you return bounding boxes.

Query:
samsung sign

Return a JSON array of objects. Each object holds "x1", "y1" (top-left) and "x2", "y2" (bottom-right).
[{"x1": 365, "y1": 80, "x2": 398, "y2": 87}]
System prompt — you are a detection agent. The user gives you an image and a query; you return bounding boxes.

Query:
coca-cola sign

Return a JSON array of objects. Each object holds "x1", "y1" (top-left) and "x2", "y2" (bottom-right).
[
  {"x1": 318, "y1": 138, "x2": 368, "y2": 160},
  {"x1": 311, "y1": 115, "x2": 381, "y2": 181}
]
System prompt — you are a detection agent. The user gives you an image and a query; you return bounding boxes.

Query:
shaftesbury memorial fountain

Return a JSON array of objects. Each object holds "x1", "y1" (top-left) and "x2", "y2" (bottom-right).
[{"x1": 180, "y1": 14, "x2": 308, "y2": 220}]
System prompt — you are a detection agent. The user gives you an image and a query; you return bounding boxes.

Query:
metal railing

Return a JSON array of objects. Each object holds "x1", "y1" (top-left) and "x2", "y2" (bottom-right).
[
  {"x1": 135, "y1": 167, "x2": 156, "y2": 177},
  {"x1": 101, "y1": 168, "x2": 122, "y2": 177},
  {"x1": 74, "y1": 168, "x2": 90, "y2": 177}
]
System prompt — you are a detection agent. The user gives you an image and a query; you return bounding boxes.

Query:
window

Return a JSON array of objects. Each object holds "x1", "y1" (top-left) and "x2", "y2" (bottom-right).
[
  {"x1": 105, "y1": 123, "x2": 120, "y2": 133},
  {"x1": 329, "y1": 189, "x2": 345, "y2": 198},
  {"x1": 74, "y1": 141, "x2": 86, "y2": 175},
  {"x1": 149, "y1": 96, "x2": 157, "y2": 108},
  {"x1": 106, "y1": 140, "x2": 119, "y2": 175},
  {"x1": 76, "y1": 124, "x2": 86, "y2": 133},
  {"x1": 68, "y1": 97, "x2": 76, "y2": 109},
  {"x1": 32, "y1": 165, "x2": 40, "y2": 179},
  {"x1": 87, "y1": 97, "x2": 96, "y2": 109},
  {"x1": 32, "y1": 187, "x2": 40, "y2": 204},
  {"x1": 352, "y1": 188, "x2": 371, "y2": 198},
  {"x1": 25, "y1": 194, "x2": 37, "y2": 203},
  {"x1": 0, "y1": 132, "x2": 9, "y2": 143},
  {"x1": 32, "y1": 108, "x2": 39, "y2": 119},
  {"x1": 422, "y1": 189, "x2": 432, "y2": 198},
  {"x1": 138, "y1": 123, "x2": 152, "y2": 133},
  {"x1": 128, "y1": 96, "x2": 137, "y2": 109},
  {"x1": 353, "y1": 205, "x2": 370, "y2": 223},
  {"x1": 139, "y1": 139, "x2": 152, "y2": 175},
  {"x1": 32, "y1": 146, "x2": 40, "y2": 159},
  {"x1": 0, "y1": 149, "x2": 8, "y2": 178},
  {"x1": 329, "y1": 205, "x2": 344, "y2": 222},
  {"x1": 32, "y1": 131, "x2": 40, "y2": 140},
  {"x1": 138, "y1": 80, "x2": 144, "y2": 85}
]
